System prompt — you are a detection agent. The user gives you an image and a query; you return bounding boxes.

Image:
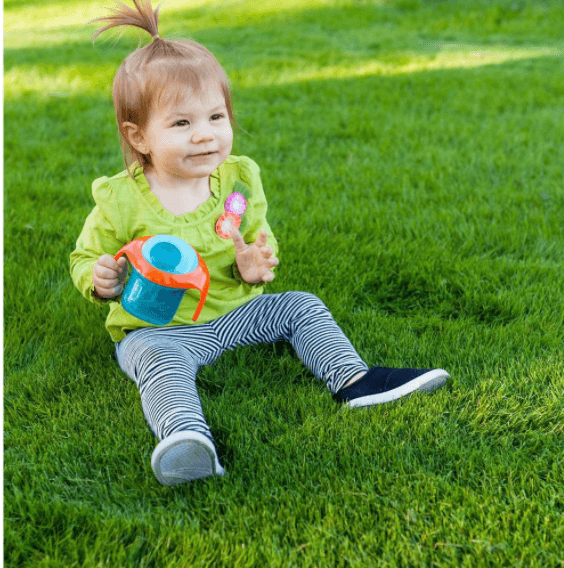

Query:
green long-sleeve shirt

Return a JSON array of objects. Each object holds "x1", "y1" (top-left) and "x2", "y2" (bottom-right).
[{"x1": 70, "y1": 155, "x2": 278, "y2": 342}]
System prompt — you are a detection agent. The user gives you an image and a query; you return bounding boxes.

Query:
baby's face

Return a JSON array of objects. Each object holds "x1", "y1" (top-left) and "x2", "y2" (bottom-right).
[{"x1": 142, "y1": 82, "x2": 233, "y2": 181}]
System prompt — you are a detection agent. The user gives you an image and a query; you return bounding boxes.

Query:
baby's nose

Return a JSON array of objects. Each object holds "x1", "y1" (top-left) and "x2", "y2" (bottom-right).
[{"x1": 191, "y1": 124, "x2": 213, "y2": 142}]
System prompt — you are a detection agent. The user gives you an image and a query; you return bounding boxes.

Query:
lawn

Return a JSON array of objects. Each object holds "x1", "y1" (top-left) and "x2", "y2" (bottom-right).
[{"x1": 4, "y1": 0, "x2": 564, "y2": 566}]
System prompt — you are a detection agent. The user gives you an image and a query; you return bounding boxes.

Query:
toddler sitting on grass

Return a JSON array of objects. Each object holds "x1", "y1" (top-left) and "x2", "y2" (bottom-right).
[{"x1": 70, "y1": 0, "x2": 450, "y2": 486}]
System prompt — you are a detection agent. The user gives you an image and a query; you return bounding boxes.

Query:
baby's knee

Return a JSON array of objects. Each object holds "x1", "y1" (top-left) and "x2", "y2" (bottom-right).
[
  {"x1": 119, "y1": 334, "x2": 194, "y2": 373},
  {"x1": 284, "y1": 291, "x2": 329, "y2": 314}
]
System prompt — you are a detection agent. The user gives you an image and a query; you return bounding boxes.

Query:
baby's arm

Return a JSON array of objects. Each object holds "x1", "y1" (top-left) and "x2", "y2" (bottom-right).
[
  {"x1": 70, "y1": 204, "x2": 125, "y2": 304},
  {"x1": 231, "y1": 227, "x2": 279, "y2": 284},
  {"x1": 230, "y1": 157, "x2": 280, "y2": 284}
]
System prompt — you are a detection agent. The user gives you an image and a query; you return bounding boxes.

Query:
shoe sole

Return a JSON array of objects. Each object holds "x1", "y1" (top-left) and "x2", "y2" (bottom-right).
[
  {"x1": 347, "y1": 369, "x2": 450, "y2": 408},
  {"x1": 151, "y1": 431, "x2": 225, "y2": 486}
]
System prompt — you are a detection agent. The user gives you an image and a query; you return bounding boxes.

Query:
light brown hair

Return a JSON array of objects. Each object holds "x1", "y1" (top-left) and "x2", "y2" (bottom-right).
[{"x1": 91, "y1": 0, "x2": 235, "y2": 174}]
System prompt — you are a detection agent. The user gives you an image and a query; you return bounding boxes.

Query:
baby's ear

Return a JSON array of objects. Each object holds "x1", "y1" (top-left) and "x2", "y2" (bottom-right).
[{"x1": 122, "y1": 122, "x2": 149, "y2": 154}]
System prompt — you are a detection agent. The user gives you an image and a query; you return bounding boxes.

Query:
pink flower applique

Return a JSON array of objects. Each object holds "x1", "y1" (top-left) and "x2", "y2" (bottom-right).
[
  {"x1": 215, "y1": 211, "x2": 241, "y2": 239},
  {"x1": 216, "y1": 191, "x2": 247, "y2": 239},
  {"x1": 225, "y1": 192, "x2": 247, "y2": 215}
]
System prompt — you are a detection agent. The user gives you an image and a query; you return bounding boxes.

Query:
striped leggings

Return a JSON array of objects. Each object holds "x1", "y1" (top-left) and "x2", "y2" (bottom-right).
[{"x1": 115, "y1": 291, "x2": 368, "y2": 444}]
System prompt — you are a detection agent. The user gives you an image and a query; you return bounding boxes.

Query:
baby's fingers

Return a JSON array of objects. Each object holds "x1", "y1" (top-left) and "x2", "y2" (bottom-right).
[
  {"x1": 94, "y1": 263, "x2": 118, "y2": 280},
  {"x1": 231, "y1": 227, "x2": 247, "y2": 253},
  {"x1": 95, "y1": 282, "x2": 124, "y2": 298},
  {"x1": 254, "y1": 230, "x2": 268, "y2": 248},
  {"x1": 96, "y1": 254, "x2": 122, "y2": 276},
  {"x1": 261, "y1": 270, "x2": 276, "y2": 283},
  {"x1": 93, "y1": 254, "x2": 129, "y2": 297},
  {"x1": 116, "y1": 256, "x2": 129, "y2": 279},
  {"x1": 260, "y1": 245, "x2": 274, "y2": 258},
  {"x1": 92, "y1": 271, "x2": 123, "y2": 297}
]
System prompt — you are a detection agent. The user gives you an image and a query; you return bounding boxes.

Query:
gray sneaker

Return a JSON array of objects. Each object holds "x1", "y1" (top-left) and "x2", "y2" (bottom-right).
[{"x1": 151, "y1": 431, "x2": 225, "y2": 486}]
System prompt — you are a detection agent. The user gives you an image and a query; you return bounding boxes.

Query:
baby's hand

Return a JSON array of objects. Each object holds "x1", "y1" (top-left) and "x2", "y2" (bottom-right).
[
  {"x1": 231, "y1": 227, "x2": 279, "y2": 284},
  {"x1": 93, "y1": 254, "x2": 129, "y2": 299}
]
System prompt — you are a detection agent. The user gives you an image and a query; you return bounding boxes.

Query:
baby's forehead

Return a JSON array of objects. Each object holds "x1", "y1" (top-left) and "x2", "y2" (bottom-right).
[{"x1": 157, "y1": 81, "x2": 226, "y2": 111}]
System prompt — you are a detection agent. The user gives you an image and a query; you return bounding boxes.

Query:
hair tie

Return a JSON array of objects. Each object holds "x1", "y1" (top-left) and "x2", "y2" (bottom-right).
[{"x1": 152, "y1": 34, "x2": 160, "y2": 40}]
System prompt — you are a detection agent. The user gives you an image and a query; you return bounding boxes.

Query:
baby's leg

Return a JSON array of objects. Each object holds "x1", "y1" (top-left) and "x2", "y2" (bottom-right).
[
  {"x1": 115, "y1": 326, "x2": 224, "y2": 484},
  {"x1": 116, "y1": 328, "x2": 210, "y2": 441},
  {"x1": 212, "y1": 292, "x2": 449, "y2": 406},
  {"x1": 212, "y1": 291, "x2": 368, "y2": 394}
]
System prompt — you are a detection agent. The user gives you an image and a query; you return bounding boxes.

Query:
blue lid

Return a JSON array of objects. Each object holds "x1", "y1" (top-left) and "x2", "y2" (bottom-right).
[{"x1": 141, "y1": 235, "x2": 198, "y2": 275}]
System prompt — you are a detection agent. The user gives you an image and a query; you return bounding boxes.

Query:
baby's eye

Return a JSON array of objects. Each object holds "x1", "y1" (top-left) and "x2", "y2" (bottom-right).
[
  {"x1": 210, "y1": 113, "x2": 224, "y2": 121},
  {"x1": 174, "y1": 120, "x2": 190, "y2": 127}
]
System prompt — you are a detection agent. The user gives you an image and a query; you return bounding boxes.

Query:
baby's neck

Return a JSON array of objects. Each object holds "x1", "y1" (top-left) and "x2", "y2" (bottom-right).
[
  {"x1": 144, "y1": 168, "x2": 210, "y2": 194},
  {"x1": 144, "y1": 169, "x2": 212, "y2": 216}
]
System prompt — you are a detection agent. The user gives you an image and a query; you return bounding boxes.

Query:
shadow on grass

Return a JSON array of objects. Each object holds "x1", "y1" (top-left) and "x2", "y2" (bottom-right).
[{"x1": 5, "y1": 0, "x2": 564, "y2": 73}]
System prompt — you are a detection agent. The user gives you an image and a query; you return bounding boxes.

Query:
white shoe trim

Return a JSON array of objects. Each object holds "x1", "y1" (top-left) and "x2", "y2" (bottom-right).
[
  {"x1": 151, "y1": 431, "x2": 225, "y2": 486},
  {"x1": 347, "y1": 369, "x2": 449, "y2": 408}
]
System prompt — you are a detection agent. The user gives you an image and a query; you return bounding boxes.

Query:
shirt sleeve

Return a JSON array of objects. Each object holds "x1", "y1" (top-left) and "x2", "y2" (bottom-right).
[
  {"x1": 231, "y1": 157, "x2": 279, "y2": 284},
  {"x1": 69, "y1": 203, "x2": 125, "y2": 306},
  {"x1": 239, "y1": 157, "x2": 279, "y2": 256}
]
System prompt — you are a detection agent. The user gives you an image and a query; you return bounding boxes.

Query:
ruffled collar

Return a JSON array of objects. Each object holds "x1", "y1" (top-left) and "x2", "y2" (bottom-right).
[{"x1": 131, "y1": 162, "x2": 222, "y2": 225}]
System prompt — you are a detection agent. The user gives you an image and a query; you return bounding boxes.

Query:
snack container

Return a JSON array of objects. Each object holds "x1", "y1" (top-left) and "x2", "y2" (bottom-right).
[{"x1": 114, "y1": 235, "x2": 209, "y2": 325}]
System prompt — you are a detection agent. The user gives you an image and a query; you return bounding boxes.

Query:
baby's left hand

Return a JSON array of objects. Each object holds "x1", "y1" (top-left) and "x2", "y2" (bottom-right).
[{"x1": 231, "y1": 227, "x2": 279, "y2": 284}]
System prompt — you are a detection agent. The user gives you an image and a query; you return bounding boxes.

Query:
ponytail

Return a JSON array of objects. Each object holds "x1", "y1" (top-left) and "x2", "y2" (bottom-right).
[{"x1": 90, "y1": 0, "x2": 161, "y2": 44}]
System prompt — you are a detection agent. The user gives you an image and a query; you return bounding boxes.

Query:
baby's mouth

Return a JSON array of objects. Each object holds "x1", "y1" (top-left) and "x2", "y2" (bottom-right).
[{"x1": 190, "y1": 151, "x2": 216, "y2": 157}]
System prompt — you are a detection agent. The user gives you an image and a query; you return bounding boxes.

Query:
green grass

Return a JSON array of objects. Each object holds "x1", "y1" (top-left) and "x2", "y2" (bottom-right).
[{"x1": 4, "y1": 0, "x2": 564, "y2": 566}]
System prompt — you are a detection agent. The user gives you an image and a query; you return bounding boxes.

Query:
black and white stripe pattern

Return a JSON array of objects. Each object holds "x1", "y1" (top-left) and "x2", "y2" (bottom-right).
[{"x1": 115, "y1": 291, "x2": 368, "y2": 443}]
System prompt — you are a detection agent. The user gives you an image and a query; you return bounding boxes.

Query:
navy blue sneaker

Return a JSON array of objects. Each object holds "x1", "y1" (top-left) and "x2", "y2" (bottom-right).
[{"x1": 334, "y1": 366, "x2": 449, "y2": 408}]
